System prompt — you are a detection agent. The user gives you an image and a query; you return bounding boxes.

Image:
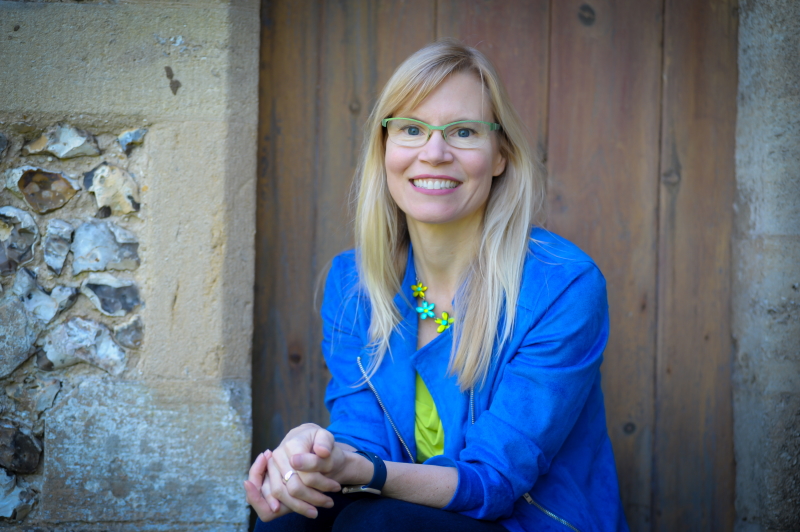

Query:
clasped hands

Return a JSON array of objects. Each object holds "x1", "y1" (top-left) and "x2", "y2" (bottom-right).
[{"x1": 244, "y1": 423, "x2": 362, "y2": 522}]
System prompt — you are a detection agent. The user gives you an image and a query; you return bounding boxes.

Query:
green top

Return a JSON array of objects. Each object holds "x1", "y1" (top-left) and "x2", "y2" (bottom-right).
[{"x1": 414, "y1": 373, "x2": 445, "y2": 462}]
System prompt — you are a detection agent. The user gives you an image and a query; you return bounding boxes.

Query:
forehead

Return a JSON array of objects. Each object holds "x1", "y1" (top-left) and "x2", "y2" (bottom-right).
[{"x1": 395, "y1": 71, "x2": 492, "y2": 122}]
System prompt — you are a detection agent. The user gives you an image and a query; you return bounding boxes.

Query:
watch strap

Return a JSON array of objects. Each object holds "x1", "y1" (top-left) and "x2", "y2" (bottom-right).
[{"x1": 341, "y1": 450, "x2": 386, "y2": 496}]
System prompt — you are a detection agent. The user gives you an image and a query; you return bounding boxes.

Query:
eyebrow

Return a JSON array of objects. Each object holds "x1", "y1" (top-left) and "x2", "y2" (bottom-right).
[{"x1": 403, "y1": 116, "x2": 484, "y2": 125}]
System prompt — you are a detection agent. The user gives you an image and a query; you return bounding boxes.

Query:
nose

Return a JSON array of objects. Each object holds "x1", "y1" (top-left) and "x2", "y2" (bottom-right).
[{"x1": 418, "y1": 130, "x2": 454, "y2": 166}]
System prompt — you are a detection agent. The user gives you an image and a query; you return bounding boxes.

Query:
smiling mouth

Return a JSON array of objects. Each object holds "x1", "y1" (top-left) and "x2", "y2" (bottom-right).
[{"x1": 411, "y1": 178, "x2": 460, "y2": 190}]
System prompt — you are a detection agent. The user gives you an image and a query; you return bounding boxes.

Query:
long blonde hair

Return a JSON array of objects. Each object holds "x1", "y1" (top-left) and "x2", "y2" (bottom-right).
[{"x1": 353, "y1": 39, "x2": 545, "y2": 390}]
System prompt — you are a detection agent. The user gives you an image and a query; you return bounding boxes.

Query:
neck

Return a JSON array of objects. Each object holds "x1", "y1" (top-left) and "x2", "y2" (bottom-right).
[{"x1": 407, "y1": 211, "x2": 483, "y2": 297}]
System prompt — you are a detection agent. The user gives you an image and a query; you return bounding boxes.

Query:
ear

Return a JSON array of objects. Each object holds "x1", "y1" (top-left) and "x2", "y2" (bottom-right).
[{"x1": 492, "y1": 151, "x2": 507, "y2": 177}]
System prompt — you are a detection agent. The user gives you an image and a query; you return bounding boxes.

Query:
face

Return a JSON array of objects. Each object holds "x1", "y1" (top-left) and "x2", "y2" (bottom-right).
[{"x1": 384, "y1": 72, "x2": 506, "y2": 230}]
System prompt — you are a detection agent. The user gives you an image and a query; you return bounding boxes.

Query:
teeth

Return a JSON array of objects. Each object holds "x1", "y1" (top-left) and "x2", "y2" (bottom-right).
[{"x1": 413, "y1": 179, "x2": 459, "y2": 190}]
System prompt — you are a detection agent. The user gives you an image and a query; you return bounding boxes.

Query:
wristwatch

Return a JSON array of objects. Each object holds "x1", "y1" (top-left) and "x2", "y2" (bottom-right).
[{"x1": 341, "y1": 450, "x2": 387, "y2": 495}]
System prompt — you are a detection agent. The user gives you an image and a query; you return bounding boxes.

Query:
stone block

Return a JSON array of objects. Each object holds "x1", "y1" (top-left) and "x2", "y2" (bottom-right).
[
  {"x1": 0, "y1": 3, "x2": 259, "y2": 125},
  {"x1": 137, "y1": 121, "x2": 255, "y2": 380},
  {"x1": 39, "y1": 379, "x2": 250, "y2": 526}
]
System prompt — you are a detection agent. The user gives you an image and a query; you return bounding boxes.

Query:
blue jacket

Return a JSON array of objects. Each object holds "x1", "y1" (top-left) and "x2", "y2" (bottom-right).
[{"x1": 322, "y1": 228, "x2": 629, "y2": 532}]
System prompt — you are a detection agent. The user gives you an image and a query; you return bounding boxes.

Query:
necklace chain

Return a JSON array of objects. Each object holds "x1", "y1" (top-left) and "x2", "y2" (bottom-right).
[{"x1": 411, "y1": 278, "x2": 454, "y2": 334}]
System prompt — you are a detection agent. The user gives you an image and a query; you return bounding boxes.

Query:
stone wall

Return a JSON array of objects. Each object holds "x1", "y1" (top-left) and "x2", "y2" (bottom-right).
[
  {"x1": 733, "y1": 0, "x2": 800, "y2": 530},
  {"x1": 0, "y1": 1, "x2": 258, "y2": 530}
]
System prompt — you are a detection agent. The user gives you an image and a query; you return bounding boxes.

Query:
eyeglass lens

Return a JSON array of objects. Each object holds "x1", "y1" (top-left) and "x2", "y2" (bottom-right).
[{"x1": 386, "y1": 120, "x2": 491, "y2": 149}]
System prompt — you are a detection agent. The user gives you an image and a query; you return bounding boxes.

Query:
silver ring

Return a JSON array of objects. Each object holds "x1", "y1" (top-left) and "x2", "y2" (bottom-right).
[{"x1": 283, "y1": 470, "x2": 296, "y2": 484}]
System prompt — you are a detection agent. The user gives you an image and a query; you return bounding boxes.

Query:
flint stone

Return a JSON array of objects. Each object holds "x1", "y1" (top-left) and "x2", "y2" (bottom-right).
[
  {"x1": 42, "y1": 317, "x2": 126, "y2": 375},
  {"x1": 0, "y1": 132, "x2": 8, "y2": 161},
  {"x1": 43, "y1": 218, "x2": 74, "y2": 275},
  {"x1": 114, "y1": 315, "x2": 144, "y2": 349},
  {"x1": 71, "y1": 220, "x2": 140, "y2": 275},
  {"x1": 51, "y1": 285, "x2": 78, "y2": 313},
  {"x1": 0, "y1": 468, "x2": 36, "y2": 520},
  {"x1": 6, "y1": 378, "x2": 61, "y2": 414},
  {"x1": 84, "y1": 163, "x2": 141, "y2": 216},
  {"x1": 3, "y1": 165, "x2": 35, "y2": 198},
  {"x1": 12, "y1": 268, "x2": 58, "y2": 323},
  {"x1": 117, "y1": 128, "x2": 147, "y2": 154},
  {"x1": 16, "y1": 168, "x2": 79, "y2": 214},
  {"x1": 0, "y1": 421, "x2": 42, "y2": 474},
  {"x1": 23, "y1": 123, "x2": 99, "y2": 159},
  {"x1": 0, "y1": 298, "x2": 39, "y2": 378},
  {"x1": 0, "y1": 206, "x2": 39, "y2": 277},
  {"x1": 81, "y1": 273, "x2": 141, "y2": 317}
]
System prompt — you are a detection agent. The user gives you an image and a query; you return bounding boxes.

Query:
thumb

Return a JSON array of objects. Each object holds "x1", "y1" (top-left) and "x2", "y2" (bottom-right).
[{"x1": 311, "y1": 428, "x2": 334, "y2": 458}]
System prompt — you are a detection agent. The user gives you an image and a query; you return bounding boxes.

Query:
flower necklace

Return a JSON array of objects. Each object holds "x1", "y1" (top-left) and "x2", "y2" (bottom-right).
[{"x1": 411, "y1": 279, "x2": 455, "y2": 333}]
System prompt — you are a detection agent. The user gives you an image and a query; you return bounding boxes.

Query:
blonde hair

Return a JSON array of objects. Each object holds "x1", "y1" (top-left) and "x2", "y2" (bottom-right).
[{"x1": 353, "y1": 39, "x2": 545, "y2": 390}]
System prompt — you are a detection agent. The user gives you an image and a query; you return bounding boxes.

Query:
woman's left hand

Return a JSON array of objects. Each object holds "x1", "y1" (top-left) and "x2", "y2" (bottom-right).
[{"x1": 244, "y1": 450, "x2": 290, "y2": 523}]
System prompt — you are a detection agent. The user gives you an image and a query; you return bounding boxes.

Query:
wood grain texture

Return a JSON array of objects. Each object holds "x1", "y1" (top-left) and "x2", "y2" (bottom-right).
[
  {"x1": 253, "y1": 0, "x2": 323, "y2": 454},
  {"x1": 546, "y1": 1, "x2": 663, "y2": 528},
  {"x1": 437, "y1": 0, "x2": 550, "y2": 158},
  {"x1": 653, "y1": 0, "x2": 737, "y2": 529}
]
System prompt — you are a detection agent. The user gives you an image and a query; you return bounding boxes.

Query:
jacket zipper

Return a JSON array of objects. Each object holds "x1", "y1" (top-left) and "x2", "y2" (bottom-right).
[
  {"x1": 522, "y1": 493, "x2": 581, "y2": 532},
  {"x1": 356, "y1": 357, "x2": 416, "y2": 463},
  {"x1": 470, "y1": 390, "x2": 580, "y2": 532}
]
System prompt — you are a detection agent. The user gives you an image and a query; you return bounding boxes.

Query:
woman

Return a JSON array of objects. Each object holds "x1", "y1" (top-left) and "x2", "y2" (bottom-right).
[{"x1": 245, "y1": 39, "x2": 629, "y2": 532}]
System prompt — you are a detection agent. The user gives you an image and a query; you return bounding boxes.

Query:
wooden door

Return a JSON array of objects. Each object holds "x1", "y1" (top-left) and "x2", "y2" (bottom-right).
[{"x1": 254, "y1": 1, "x2": 737, "y2": 529}]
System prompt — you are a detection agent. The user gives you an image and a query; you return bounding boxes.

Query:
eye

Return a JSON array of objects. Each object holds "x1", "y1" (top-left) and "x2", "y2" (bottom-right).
[
  {"x1": 456, "y1": 128, "x2": 474, "y2": 138},
  {"x1": 404, "y1": 125, "x2": 422, "y2": 136}
]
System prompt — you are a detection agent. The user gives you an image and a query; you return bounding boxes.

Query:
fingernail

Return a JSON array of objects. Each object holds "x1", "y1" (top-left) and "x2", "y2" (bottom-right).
[
  {"x1": 324, "y1": 500, "x2": 334, "y2": 508},
  {"x1": 270, "y1": 501, "x2": 279, "y2": 513},
  {"x1": 308, "y1": 509, "x2": 318, "y2": 519}
]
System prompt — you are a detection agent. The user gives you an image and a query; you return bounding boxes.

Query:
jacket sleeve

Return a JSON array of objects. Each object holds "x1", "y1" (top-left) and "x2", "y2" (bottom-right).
[
  {"x1": 431, "y1": 262, "x2": 609, "y2": 520},
  {"x1": 321, "y1": 255, "x2": 392, "y2": 459}
]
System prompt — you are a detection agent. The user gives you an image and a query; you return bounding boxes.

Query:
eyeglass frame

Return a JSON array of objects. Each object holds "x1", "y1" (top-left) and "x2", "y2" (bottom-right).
[{"x1": 381, "y1": 117, "x2": 502, "y2": 148}]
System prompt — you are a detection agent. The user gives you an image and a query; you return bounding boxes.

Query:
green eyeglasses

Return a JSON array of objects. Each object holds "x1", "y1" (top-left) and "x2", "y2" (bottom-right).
[{"x1": 382, "y1": 117, "x2": 501, "y2": 149}]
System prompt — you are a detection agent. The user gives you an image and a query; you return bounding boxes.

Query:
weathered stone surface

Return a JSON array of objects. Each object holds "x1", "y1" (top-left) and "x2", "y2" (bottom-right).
[
  {"x1": 118, "y1": 128, "x2": 147, "y2": 154},
  {"x1": 0, "y1": 206, "x2": 39, "y2": 277},
  {"x1": 71, "y1": 220, "x2": 139, "y2": 275},
  {"x1": 84, "y1": 163, "x2": 141, "y2": 216},
  {"x1": 0, "y1": 298, "x2": 39, "y2": 379},
  {"x1": 17, "y1": 168, "x2": 79, "y2": 214},
  {"x1": 23, "y1": 123, "x2": 99, "y2": 159},
  {"x1": 41, "y1": 380, "x2": 250, "y2": 525},
  {"x1": 43, "y1": 219, "x2": 74, "y2": 275},
  {"x1": 81, "y1": 273, "x2": 141, "y2": 317},
  {"x1": 115, "y1": 315, "x2": 144, "y2": 349},
  {"x1": 0, "y1": 467, "x2": 37, "y2": 520},
  {"x1": 0, "y1": 421, "x2": 42, "y2": 474},
  {"x1": 12, "y1": 268, "x2": 58, "y2": 323},
  {"x1": 5, "y1": 378, "x2": 61, "y2": 415},
  {"x1": 42, "y1": 317, "x2": 126, "y2": 375}
]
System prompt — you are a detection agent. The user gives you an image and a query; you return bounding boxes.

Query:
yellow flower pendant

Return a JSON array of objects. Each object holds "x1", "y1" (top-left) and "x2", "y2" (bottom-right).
[{"x1": 412, "y1": 279, "x2": 454, "y2": 334}]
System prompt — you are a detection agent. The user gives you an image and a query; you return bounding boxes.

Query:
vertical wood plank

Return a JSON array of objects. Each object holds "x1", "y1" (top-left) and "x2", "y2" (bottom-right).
[
  {"x1": 253, "y1": 0, "x2": 322, "y2": 453},
  {"x1": 546, "y1": 1, "x2": 663, "y2": 528},
  {"x1": 654, "y1": 0, "x2": 737, "y2": 529},
  {"x1": 437, "y1": 0, "x2": 550, "y2": 157},
  {"x1": 313, "y1": 0, "x2": 436, "y2": 424}
]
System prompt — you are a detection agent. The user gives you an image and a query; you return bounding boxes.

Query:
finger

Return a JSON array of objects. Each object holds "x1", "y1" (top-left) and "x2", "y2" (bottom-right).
[
  {"x1": 290, "y1": 451, "x2": 329, "y2": 473},
  {"x1": 273, "y1": 453, "x2": 335, "y2": 509},
  {"x1": 311, "y1": 429, "x2": 335, "y2": 458},
  {"x1": 271, "y1": 447, "x2": 335, "y2": 506},
  {"x1": 296, "y1": 470, "x2": 341, "y2": 493},
  {"x1": 267, "y1": 455, "x2": 321, "y2": 518},
  {"x1": 248, "y1": 451, "x2": 269, "y2": 486},
  {"x1": 244, "y1": 480, "x2": 280, "y2": 522}
]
